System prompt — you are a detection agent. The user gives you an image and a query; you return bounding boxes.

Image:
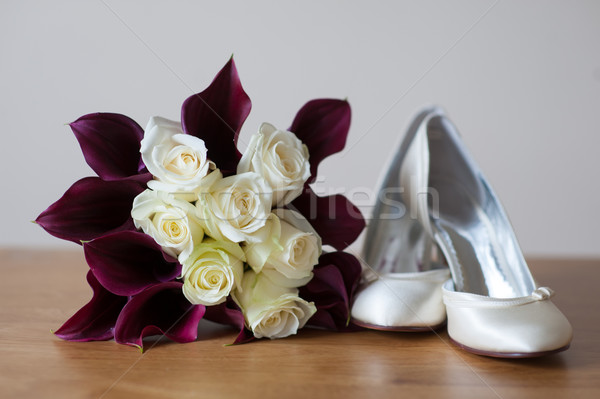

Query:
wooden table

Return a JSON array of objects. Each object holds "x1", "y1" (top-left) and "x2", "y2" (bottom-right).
[{"x1": 1, "y1": 250, "x2": 598, "y2": 398}]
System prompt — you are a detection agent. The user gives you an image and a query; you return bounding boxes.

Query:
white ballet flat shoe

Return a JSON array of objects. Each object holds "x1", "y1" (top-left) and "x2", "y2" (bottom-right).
[
  {"x1": 443, "y1": 283, "x2": 572, "y2": 357},
  {"x1": 400, "y1": 108, "x2": 573, "y2": 357},
  {"x1": 351, "y1": 107, "x2": 450, "y2": 331}
]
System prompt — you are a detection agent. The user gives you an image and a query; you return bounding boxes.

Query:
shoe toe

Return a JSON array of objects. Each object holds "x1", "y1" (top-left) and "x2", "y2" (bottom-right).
[
  {"x1": 443, "y1": 282, "x2": 573, "y2": 356},
  {"x1": 351, "y1": 270, "x2": 449, "y2": 330}
]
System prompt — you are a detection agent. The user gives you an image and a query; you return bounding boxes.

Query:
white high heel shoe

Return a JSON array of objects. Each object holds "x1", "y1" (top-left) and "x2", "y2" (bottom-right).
[
  {"x1": 351, "y1": 108, "x2": 450, "y2": 331},
  {"x1": 400, "y1": 109, "x2": 573, "y2": 357}
]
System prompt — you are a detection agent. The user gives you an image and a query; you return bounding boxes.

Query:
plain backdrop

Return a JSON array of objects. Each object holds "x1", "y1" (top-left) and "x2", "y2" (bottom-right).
[{"x1": 1, "y1": 0, "x2": 599, "y2": 257}]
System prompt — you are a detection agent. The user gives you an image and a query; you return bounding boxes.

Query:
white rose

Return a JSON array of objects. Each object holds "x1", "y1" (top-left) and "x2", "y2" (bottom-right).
[
  {"x1": 131, "y1": 189, "x2": 204, "y2": 263},
  {"x1": 140, "y1": 116, "x2": 214, "y2": 194},
  {"x1": 196, "y1": 172, "x2": 272, "y2": 243},
  {"x1": 237, "y1": 122, "x2": 310, "y2": 206},
  {"x1": 233, "y1": 270, "x2": 316, "y2": 339},
  {"x1": 244, "y1": 209, "x2": 321, "y2": 288},
  {"x1": 181, "y1": 239, "x2": 245, "y2": 305},
  {"x1": 243, "y1": 213, "x2": 282, "y2": 272}
]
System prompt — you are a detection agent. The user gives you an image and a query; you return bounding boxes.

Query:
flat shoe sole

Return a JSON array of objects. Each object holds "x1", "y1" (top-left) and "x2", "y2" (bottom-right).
[
  {"x1": 351, "y1": 318, "x2": 446, "y2": 332},
  {"x1": 449, "y1": 336, "x2": 571, "y2": 358}
]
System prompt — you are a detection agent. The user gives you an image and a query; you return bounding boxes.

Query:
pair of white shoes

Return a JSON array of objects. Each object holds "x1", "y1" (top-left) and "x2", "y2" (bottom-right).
[{"x1": 351, "y1": 107, "x2": 573, "y2": 358}]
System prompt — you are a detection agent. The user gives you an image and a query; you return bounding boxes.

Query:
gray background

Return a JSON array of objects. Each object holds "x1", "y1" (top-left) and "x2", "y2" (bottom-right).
[{"x1": 2, "y1": 0, "x2": 599, "y2": 256}]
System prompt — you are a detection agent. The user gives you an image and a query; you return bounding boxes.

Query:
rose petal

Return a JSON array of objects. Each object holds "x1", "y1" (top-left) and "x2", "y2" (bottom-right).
[
  {"x1": 35, "y1": 177, "x2": 146, "y2": 244},
  {"x1": 181, "y1": 57, "x2": 251, "y2": 174},
  {"x1": 84, "y1": 231, "x2": 181, "y2": 296},
  {"x1": 54, "y1": 271, "x2": 128, "y2": 341},
  {"x1": 114, "y1": 282, "x2": 205, "y2": 350},
  {"x1": 289, "y1": 99, "x2": 351, "y2": 182},
  {"x1": 70, "y1": 113, "x2": 146, "y2": 180},
  {"x1": 299, "y1": 252, "x2": 363, "y2": 331},
  {"x1": 288, "y1": 186, "x2": 365, "y2": 250}
]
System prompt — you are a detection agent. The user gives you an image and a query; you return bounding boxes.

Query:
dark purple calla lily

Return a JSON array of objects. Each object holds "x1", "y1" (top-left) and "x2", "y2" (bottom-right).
[
  {"x1": 181, "y1": 57, "x2": 252, "y2": 174},
  {"x1": 70, "y1": 113, "x2": 146, "y2": 180},
  {"x1": 36, "y1": 176, "x2": 148, "y2": 244},
  {"x1": 84, "y1": 231, "x2": 181, "y2": 296},
  {"x1": 114, "y1": 282, "x2": 205, "y2": 350},
  {"x1": 289, "y1": 186, "x2": 365, "y2": 250},
  {"x1": 204, "y1": 298, "x2": 255, "y2": 345},
  {"x1": 232, "y1": 328, "x2": 256, "y2": 345},
  {"x1": 300, "y1": 251, "x2": 363, "y2": 331},
  {"x1": 290, "y1": 99, "x2": 351, "y2": 183},
  {"x1": 54, "y1": 271, "x2": 128, "y2": 341}
]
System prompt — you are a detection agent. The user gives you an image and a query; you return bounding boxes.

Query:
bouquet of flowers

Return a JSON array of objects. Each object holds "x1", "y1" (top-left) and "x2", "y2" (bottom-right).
[{"x1": 36, "y1": 58, "x2": 365, "y2": 350}]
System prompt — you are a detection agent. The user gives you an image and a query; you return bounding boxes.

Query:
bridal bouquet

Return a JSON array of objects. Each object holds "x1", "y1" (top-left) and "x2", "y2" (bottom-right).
[{"x1": 36, "y1": 58, "x2": 365, "y2": 350}]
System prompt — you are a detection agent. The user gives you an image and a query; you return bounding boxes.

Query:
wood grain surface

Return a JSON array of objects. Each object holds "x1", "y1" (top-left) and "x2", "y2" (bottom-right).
[{"x1": 0, "y1": 249, "x2": 598, "y2": 398}]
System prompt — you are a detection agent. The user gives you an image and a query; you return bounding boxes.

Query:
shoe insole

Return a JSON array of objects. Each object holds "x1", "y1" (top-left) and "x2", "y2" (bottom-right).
[{"x1": 431, "y1": 177, "x2": 535, "y2": 298}]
